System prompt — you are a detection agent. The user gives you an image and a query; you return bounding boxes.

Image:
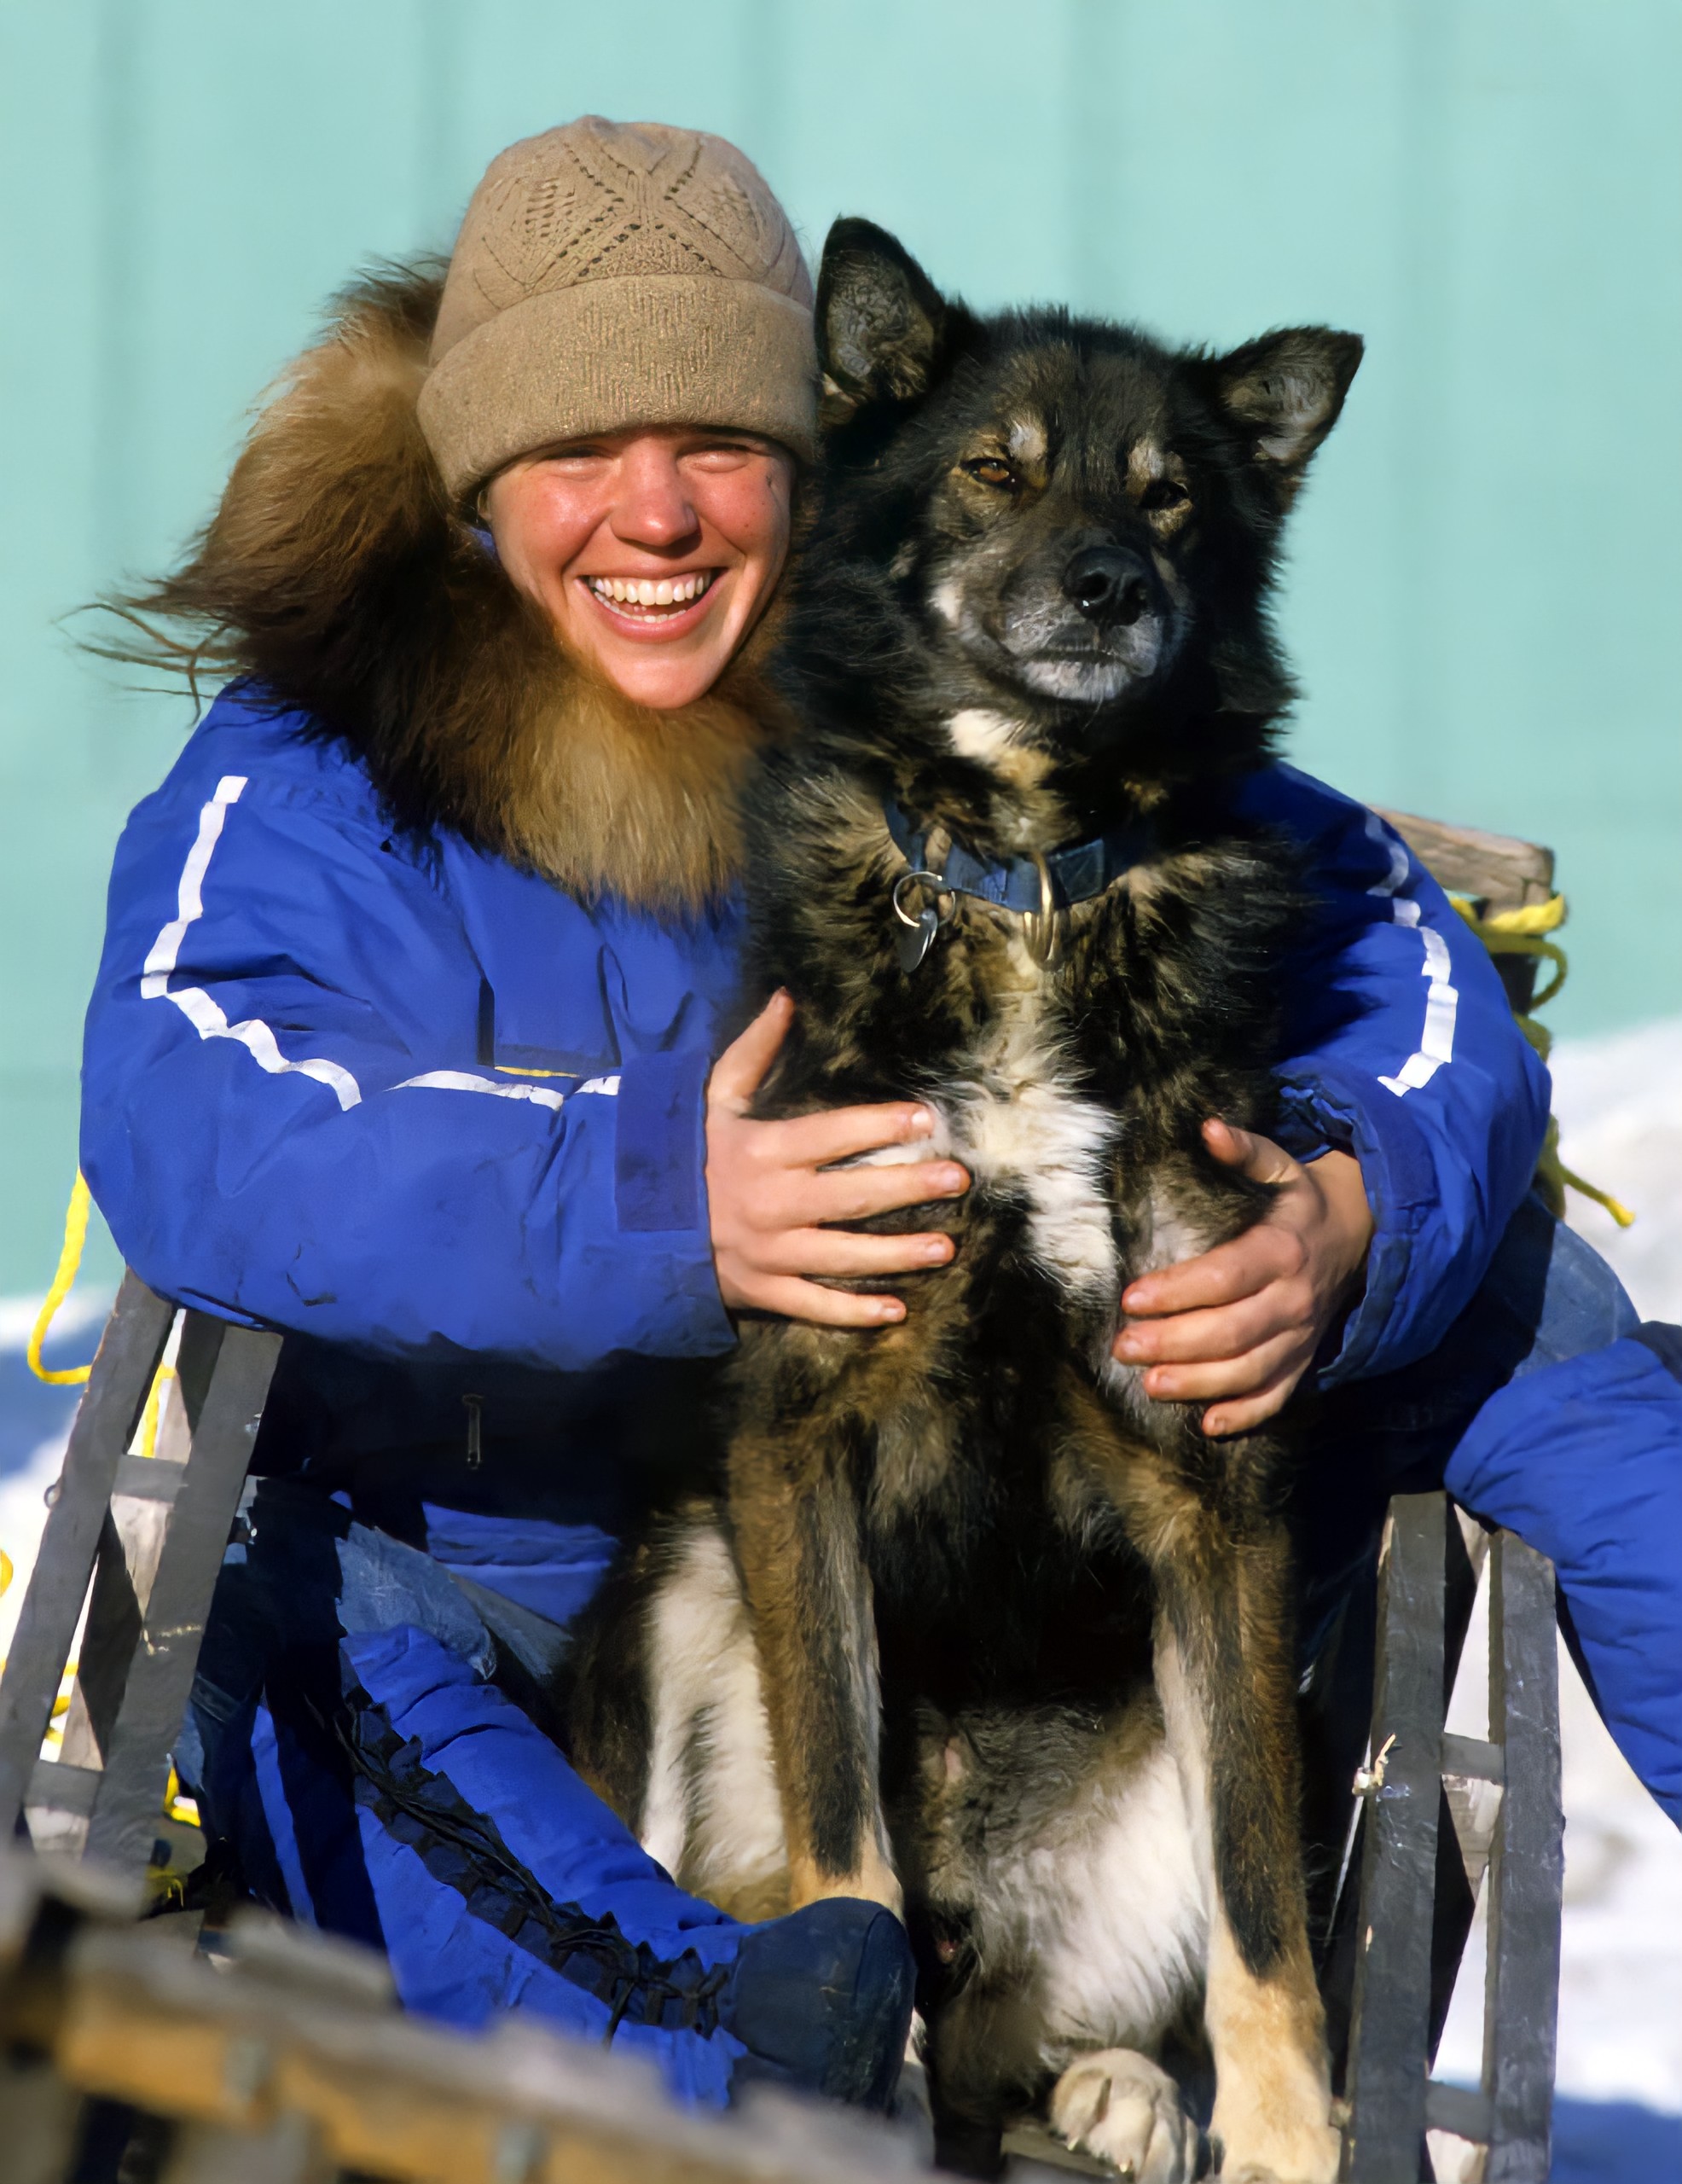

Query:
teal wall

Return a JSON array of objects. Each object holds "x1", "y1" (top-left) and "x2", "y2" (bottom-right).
[{"x1": 3, "y1": 1, "x2": 1679, "y2": 1293}]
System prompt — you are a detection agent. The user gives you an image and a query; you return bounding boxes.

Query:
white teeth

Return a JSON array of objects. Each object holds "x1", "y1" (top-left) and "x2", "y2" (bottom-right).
[{"x1": 589, "y1": 572, "x2": 712, "y2": 610}]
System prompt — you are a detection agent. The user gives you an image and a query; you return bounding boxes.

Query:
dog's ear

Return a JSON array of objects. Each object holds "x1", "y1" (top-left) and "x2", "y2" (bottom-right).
[
  {"x1": 1204, "y1": 328, "x2": 1363, "y2": 497},
  {"x1": 816, "y1": 218, "x2": 948, "y2": 422}
]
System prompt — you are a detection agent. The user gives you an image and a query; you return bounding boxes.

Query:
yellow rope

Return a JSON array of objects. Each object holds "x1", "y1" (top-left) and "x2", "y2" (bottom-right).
[
  {"x1": 137, "y1": 1363, "x2": 178, "y2": 1457},
  {"x1": 26, "y1": 1171, "x2": 180, "y2": 1434},
  {"x1": 26, "y1": 1174, "x2": 95, "y2": 1385},
  {"x1": 1451, "y1": 892, "x2": 1635, "y2": 1228}
]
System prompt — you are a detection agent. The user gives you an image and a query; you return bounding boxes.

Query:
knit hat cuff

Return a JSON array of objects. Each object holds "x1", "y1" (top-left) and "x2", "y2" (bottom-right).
[{"x1": 417, "y1": 275, "x2": 819, "y2": 498}]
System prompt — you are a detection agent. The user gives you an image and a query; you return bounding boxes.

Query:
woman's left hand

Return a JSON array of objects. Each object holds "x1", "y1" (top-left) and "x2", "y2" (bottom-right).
[{"x1": 1111, "y1": 1118, "x2": 1375, "y2": 1438}]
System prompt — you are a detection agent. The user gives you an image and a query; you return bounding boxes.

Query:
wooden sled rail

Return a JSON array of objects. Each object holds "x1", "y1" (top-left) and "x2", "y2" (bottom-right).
[
  {"x1": 0, "y1": 1845, "x2": 921, "y2": 2184},
  {"x1": 1373, "y1": 809, "x2": 1554, "y2": 917}
]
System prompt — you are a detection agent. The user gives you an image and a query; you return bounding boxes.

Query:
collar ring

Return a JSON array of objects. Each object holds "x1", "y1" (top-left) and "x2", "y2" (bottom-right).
[
  {"x1": 1020, "y1": 849, "x2": 1064, "y2": 967},
  {"x1": 891, "y1": 869, "x2": 953, "y2": 931}
]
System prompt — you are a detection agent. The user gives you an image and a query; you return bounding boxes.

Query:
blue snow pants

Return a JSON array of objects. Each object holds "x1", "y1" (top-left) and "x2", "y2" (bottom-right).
[{"x1": 177, "y1": 1483, "x2": 914, "y2": 2109}]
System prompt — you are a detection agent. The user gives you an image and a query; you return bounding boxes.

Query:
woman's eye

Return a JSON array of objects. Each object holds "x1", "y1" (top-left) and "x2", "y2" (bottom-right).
[
  {"x1": 962, "y1": 457, "x2": 1018, "y2": 491},
  {"x1": 1140, "y1": 478, "x2": 1190, "y2": 513}
]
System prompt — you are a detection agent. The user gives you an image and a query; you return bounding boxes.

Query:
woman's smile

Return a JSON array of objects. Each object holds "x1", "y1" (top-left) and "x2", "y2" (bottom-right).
[{"x1": 580, "y1": 567, "x2": 722, "y2": 637}]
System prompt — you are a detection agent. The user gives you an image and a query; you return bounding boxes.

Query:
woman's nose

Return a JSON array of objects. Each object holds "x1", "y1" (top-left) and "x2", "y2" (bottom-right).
[{"x1": 608, "y1": 444, "x2": 701, "y2": 549}]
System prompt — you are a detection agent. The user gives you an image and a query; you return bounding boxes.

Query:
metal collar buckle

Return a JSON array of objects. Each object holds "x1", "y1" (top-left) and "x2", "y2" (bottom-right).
[{"x1": 891, "y1": 868, "x2": 955, "y2": 973}]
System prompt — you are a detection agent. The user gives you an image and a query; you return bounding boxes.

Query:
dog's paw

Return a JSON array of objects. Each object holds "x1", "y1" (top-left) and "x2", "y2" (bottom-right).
[{"x1": 1049, "y1": 2049, "x2": 1198, "y2": 2183}]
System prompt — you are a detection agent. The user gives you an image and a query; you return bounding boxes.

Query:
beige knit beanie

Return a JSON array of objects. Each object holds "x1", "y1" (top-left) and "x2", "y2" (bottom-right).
[{"x1": 417, "y1": 117, "x2": 817, "y2": 499}]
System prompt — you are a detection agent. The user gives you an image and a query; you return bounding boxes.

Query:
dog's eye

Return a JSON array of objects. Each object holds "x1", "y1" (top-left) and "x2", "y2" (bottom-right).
[
  {"x1": 1140, "y1": 478, "x2": 1191, "y2": 514},
  {"x1": 962, "y1": 456, "x2": 1018, "y2": 491}
]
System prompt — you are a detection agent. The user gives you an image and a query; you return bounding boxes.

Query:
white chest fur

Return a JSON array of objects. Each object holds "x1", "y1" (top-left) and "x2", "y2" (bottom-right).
[
  {"x1": 852, "y1": 956, "x2": 1122, "y2": 1303},
  {"x1": 946, "y1": 969, "x2": 1122, "y2": 1299}
]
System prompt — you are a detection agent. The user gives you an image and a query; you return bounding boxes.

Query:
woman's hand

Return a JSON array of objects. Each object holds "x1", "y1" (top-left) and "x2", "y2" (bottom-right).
[
  {"x1": 706, "y1": 991, "x2": 971, "y2": 1327},
  {"x1": 1111, "y1": 1118, "x2": 1374, "y2": 1437}
]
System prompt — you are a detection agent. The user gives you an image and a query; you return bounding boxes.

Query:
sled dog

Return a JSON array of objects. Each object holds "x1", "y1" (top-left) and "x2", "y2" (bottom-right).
[{"x1": 571, "y1": 219, "x2": 1362, "y2": 2183}]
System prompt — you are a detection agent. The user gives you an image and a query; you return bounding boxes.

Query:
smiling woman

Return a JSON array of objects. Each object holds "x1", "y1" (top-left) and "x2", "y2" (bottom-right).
[
  {"x1": 74, "y1": 112, "x2": 932, "y2": 2117},
  {"x1": 484, "y1": 425, "x2": 796, "y2": 710}
]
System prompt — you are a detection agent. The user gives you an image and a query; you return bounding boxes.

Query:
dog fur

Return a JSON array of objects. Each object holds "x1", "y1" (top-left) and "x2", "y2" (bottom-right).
[{"x1": 569, "y1": 222, "x2": 1361, "y2": 2181}]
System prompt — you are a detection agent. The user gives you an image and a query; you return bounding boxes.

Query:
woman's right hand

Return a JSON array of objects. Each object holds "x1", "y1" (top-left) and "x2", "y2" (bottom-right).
[{"x1": 705, "y1": 990, "x2": 970, "y2": 1327}]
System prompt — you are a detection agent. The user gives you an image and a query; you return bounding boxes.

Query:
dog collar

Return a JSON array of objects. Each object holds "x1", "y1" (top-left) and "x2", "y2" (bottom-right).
[{"x1": 883, "y1": 798, "x2": 1157, "y2": 970}]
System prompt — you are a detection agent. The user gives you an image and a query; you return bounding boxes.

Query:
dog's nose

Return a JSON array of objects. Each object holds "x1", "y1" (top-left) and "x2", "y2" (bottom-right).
[{"x1": 1061, "y1": 546, "x2": 1155, "y2": 626}]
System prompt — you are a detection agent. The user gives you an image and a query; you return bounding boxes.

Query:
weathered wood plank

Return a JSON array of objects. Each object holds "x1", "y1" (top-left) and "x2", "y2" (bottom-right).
[
  {"x1": 1341, "y1": 1495, "x2": 1448, "y2": 2182},
  {"x1": 84, "y1": 1316, "x2": 282, "y2": 1876},
  {"x1": 47, "y1": 1914, "x2": 921, "y2": 2184},
  {"x1": 1372, "y1": 810, "x2": 1555, "y2": 915},
  {"x1": 1483, "y1": 1534, "x2": 1563, "y2": 2183},
  {"x1": 0, "y1": 1276, "x2": 175, "y2": 1833}
]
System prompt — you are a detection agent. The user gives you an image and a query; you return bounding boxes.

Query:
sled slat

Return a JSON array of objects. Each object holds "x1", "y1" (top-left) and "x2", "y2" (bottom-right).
[
  {"x1": 0, "y1": 1275, "x2": 175, "y2": 1834},
  {"x1": 1372, "y1": 810, "x2": 1554, "y2": 915},
  {"x1": 1425, "y1": 2078, "x2": 1493, "y2": 2141},
  {"x1": 84, "y1": 1316, "x2": 281, "y2": 1875},
  {"x1": 1482, "y1": 1534, "x2": 1563, "y2": 2183},
  {"x1": 1342, "y1": 1493, "x2": 1447, "y2": 2183}
]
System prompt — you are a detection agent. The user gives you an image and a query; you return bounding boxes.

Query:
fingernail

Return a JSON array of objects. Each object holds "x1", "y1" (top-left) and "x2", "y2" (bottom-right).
[
  {"x1": 921, "y1": 1238, "x2": 952, "y2": 1264},
  {"x1": 938, "y1": 1165, "x2": 968, "y2": 1194},
  {"x1": 877, "y1": 1298, "x2": 905, "y2": 1321},
  {"x1": 1114, "y1": 1329, "x2": 1144, "y2": 1360},
  {"x1": 908, "y1": 1107, "x2": 934, "y2": 1136}
]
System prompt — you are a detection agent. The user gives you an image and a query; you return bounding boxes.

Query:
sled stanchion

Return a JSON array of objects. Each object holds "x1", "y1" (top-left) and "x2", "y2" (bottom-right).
[
  {"x1": 1482, "y1": 1533, "x2": 1563, "y2": 2183},
  {"x1": 1341, "y1": 1492, "x2": 1447, "y2": 2184},
  {"x1": 84, "y1": 1316, "x2": 282, "y2": 1877},
  {"x1": 0, "y1": 1275, "x2": 175, "y2": 1837},
  {"x1": 0, "y1": 1274, "x2": 282, "y2": 1879}
]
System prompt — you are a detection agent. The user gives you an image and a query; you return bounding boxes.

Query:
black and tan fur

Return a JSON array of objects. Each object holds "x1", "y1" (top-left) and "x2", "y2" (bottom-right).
[{"x1": 572, "y1": 223, "x2": 1361, "y2": 2182}]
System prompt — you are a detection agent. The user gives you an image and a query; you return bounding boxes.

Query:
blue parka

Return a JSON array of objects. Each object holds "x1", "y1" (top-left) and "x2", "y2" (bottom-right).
[{"x1": 81, "y1": 683, "x2": 1550, "y2": 1498}]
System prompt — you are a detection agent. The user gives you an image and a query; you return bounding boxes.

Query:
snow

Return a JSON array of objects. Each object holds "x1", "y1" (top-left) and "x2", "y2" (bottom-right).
[
  {"x1": 1550, "y1": 1014, "x2": 1682, "y2": 1326},
  {"x1": 0, "y1": 1432, "x2": 68, "y2": 1664}
]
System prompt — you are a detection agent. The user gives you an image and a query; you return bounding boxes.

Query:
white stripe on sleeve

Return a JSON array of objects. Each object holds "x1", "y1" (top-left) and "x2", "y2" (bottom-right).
[
  {"x1": 393, "y1": 1071, "x2": 620, "y2": 1112},
  {"x1": 139, "y1": 774, "x2": 363, "y2": 1112},
  {"x1": 1364, "y1": 812, "x2": 1459, "y2": 1099}
]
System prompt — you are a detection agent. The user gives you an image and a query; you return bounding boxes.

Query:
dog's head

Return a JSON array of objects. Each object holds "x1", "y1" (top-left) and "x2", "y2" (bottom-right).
[{"x1": 792, "y1": 219, "x2": 1361, "y2": 828}]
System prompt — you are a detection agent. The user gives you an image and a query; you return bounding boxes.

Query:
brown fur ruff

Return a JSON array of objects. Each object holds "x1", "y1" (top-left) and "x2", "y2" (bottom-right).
[{"x1": 96, "y1": 264, "x2": 793, "y2": 911}]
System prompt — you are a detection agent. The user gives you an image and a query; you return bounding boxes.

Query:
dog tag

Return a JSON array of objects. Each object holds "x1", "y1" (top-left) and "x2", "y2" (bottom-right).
[{"x1": 896, "y1": 904, "x2": 939, "y2": 973}]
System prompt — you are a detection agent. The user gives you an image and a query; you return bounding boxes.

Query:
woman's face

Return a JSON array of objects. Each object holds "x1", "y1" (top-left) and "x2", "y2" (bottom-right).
[{"x1": 484, "y1": 427, "x2": 797, "y2": 710}]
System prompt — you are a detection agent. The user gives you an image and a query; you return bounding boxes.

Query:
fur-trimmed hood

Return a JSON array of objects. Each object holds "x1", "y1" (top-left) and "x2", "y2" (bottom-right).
[{"x1": 106, "y1": 266, "x2": 793, "y2": 911}]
